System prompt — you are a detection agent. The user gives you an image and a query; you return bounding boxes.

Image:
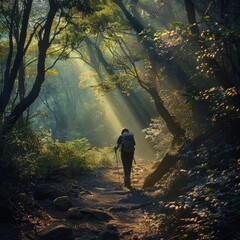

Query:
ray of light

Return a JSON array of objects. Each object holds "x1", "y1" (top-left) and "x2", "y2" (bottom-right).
[{"x1": 70, "y1": 54, "x2": 155, "y2": 160}]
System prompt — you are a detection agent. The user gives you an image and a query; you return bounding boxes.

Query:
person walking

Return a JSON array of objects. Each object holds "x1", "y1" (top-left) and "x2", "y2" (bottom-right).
[{"x1": 114, "y1": 128, "x2": 136, "y2": 188}]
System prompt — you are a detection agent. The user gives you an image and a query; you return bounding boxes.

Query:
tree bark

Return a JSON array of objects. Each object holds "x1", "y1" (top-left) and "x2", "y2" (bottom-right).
[
  {"x1": 148, "y1": 87, "x2": 185, "y2": 140},
  {"x1": 143, "y1": 152, "x2": 178, "y2": 188},
  {"x1": 0, "y1": 0, "x2": 33, "y2": 114},
  {"x1": 2, "y1": 0, "x2": 59, "y2": 134},
  {"x1": 17, "y1": 59, "x2": 26, "y2": 128},
  {"x1": 184, "y1": 0, "x2": 199, "y2": 35}
]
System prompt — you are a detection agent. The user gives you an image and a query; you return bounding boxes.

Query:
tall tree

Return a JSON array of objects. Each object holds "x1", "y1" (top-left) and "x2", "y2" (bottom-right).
[
  {"x1": 111, "y1": 0, "x2": 187, "y2": 140},
  {"x1": 0, "y1": 0, "x2": 34, "y2": 115},
  {"x1": 83, "y1": 35, "x2": 186, "y2": 140},
  {"x1": 113, "y1": 0, "x2": 195, "y2": 92},
  {"x1": 0, "y1": 0, "x2": 95, "y2": 156}
]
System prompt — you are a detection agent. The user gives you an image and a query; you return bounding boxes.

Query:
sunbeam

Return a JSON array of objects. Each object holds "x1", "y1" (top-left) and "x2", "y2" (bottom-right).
[{"x1": 70, "y1": 55, "x2": 155, "y2": 160}]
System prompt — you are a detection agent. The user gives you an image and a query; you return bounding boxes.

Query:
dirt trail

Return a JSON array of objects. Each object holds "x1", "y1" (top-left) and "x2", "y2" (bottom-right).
[{"x1": 33, "y1": 162, "x2": 157, "y2": 240}]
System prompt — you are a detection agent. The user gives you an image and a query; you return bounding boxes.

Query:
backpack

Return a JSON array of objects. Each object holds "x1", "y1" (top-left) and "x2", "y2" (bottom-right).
[{"x1": 121, "y1": 132, "x2": 135, "y2": 153}]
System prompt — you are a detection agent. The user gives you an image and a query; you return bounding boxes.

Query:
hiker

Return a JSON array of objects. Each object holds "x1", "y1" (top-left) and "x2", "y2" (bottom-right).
[{"x1": 114, "y1": 128, "x2": 136, "y2": 188}]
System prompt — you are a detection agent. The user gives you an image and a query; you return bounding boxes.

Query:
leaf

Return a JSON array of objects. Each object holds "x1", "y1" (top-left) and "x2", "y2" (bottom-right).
[{"x1": 45, "y1": 69, "x2": 59, "y2": 77}]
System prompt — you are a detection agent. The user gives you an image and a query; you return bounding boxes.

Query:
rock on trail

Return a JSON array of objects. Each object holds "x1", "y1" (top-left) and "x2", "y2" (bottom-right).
[{"x1": 31, "y1": 163, "x2": 155, "y2": 240}]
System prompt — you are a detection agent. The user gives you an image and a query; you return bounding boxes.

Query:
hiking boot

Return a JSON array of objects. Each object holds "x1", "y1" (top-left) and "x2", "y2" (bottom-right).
[{"x1": 124, "y1": 177, "x2": 131, "y2": 188}]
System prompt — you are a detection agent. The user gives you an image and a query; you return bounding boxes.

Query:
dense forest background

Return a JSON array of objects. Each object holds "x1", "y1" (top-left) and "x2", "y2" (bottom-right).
[{"x1": 0, "y1": 0, "x2": 240, "y2": 239}]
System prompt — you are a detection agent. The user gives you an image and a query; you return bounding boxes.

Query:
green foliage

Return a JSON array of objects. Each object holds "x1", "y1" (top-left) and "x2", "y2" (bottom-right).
[
  {"x1": 0, "y1": 123, "x2": 115, "y2": 186},
  {"x1": 161, "y1": 90, "x2": 201, "y2": 138},
  {"x1": 1, "y1": 126, "x2": 43, "y2": 184},
  {"x1": 170, "y1": 21, "x2": 183, "y2": 28},
  {"x1": 66, "y1": 2, "x2": 121, "y2": 35},
  {"x1": 194, "y1": 87, "x2": 240, "y2": 122},
  {"x1": 153, "y1": 24, "x2": 186, "y2": 51},
  {"x1": 92, "y1": 76, "x2": 117, "y2": 93},
  {"x1": 88, "y1": 146, "x2": 115, "y2": 167},
  {"x1": 37, "y1": 138, "x2": 115, "y2": 176},
  {"x1": 142, "y1": 118, "x2": 172, "y2": 160},
  {"x1": 37, "y1": 138, "x2": 88, "y2": 175}
]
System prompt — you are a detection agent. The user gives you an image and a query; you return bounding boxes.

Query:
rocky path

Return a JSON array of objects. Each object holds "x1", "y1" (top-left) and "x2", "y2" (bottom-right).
[{"x1": 27, "y1": 162, "x2": 157, "y2": 240}]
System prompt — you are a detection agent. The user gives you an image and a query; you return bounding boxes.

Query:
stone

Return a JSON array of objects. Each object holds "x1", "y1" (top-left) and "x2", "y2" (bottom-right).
[
  {"x1": 39, "y1": 224, "x2": 72, "y2": 240},
  {"x1": 108, "y1": 206, "x2": 129, "y2": 212},
  {"x1": 45, "y1": 165, "x2": 69, "y2": 182},
  {"x1": 67, "y1": 208, "x2": 114, "y2": 221},
  {"x1": 34, "y1": 184, "x2": 64, "y2": 200},
  {"x1": 67, "y1": 207, "x2": 83, "y2": 219},
  {"x1": 53, "y1": 196, "x2": 73, "y2": 211}
]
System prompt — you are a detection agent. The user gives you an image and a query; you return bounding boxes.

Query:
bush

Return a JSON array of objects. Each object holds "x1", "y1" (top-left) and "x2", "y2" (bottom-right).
[
  {"x1": 88, "y1": 146, "x2": 115, "y2": 168},
  {"x1": 142, "y1": 118, "x2": 172, "y2": 160},
  {"x1": 0, "y1": 125, "x2": 116, "y2": 185},
  {"x1": 37, "y1": 138, "x2": 115, "y2": 177},
  {"x1": 1, "y1": 126, "x2": 42, "y2": 185},
  {"x1": 194, "y1": 87, "x2": 240, "y2": 123}
]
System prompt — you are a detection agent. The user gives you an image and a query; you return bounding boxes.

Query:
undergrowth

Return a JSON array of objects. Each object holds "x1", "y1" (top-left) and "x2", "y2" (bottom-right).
[
  {"x1": 1, "y1": 127, "x2": 115, "y2": 189},
  {"x1": 143, "y1": 128, "x2": 240, "y2": 240},
  {"x1": 38, "y1": 139, "x2": 115, "y2": 176}
]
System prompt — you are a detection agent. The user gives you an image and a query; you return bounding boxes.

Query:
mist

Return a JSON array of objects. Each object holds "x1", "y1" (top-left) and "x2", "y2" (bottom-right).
[{"x1": 32, "y1": 57, "x2": 158, "y2": 160}]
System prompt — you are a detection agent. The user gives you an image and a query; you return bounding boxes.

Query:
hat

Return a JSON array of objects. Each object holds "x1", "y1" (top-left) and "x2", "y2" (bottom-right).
[{"x1": 121, "y1": 128, "x2": 129, "y2": 135}]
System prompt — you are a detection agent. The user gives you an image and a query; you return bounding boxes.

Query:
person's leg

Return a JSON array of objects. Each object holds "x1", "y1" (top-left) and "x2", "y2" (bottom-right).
[
  {"x1": 121, "y1": 152, "x2": 133, "y2": 187},
  {"x1": 125, "y1": 152, "x2": 133, "y2": 178},
  {"x1": 121, "y1": 152, "x2": 128, "y2": 176}
]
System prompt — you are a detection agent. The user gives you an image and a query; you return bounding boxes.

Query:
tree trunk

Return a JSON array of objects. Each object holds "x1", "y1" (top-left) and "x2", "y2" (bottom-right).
[
  {"x1": 113, "y1": 0, "x2": 195, "y2": 92},
  {"x1": 0, "y1": 0, "x2": 33, "y2": 114},
  {"x1": 86, "y1": 37, "x2": 184, "y2": 137},
  {"x1": 84, "y1": 37, "x2": 152, "y2": 127},
  {"x1": 17, "y1": 59, "x2": 25, "y2": 129},
  {"x1": 184, "y1": 0, "x2": 199, "y2": 35},
  {"x1": 2, "y1": 0, "x2": 59, "y2": 135},
  {"x1": 143, "y1": 152, "x2": 178, "y2": 188},
  {"x1": 148, "y1": 87, "x2": 186, "y2": 140}
]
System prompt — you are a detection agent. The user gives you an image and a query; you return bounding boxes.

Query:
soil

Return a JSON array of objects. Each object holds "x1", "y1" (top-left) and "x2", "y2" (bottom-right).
[{"x1": 23, "y1": 162, "x2": 159, "y2": 240}]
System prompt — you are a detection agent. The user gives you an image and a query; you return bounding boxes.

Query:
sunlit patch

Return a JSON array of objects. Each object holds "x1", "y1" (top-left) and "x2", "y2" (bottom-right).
[{"x1": 69, "y1": 53, "x2": 155, "y2": 160}]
